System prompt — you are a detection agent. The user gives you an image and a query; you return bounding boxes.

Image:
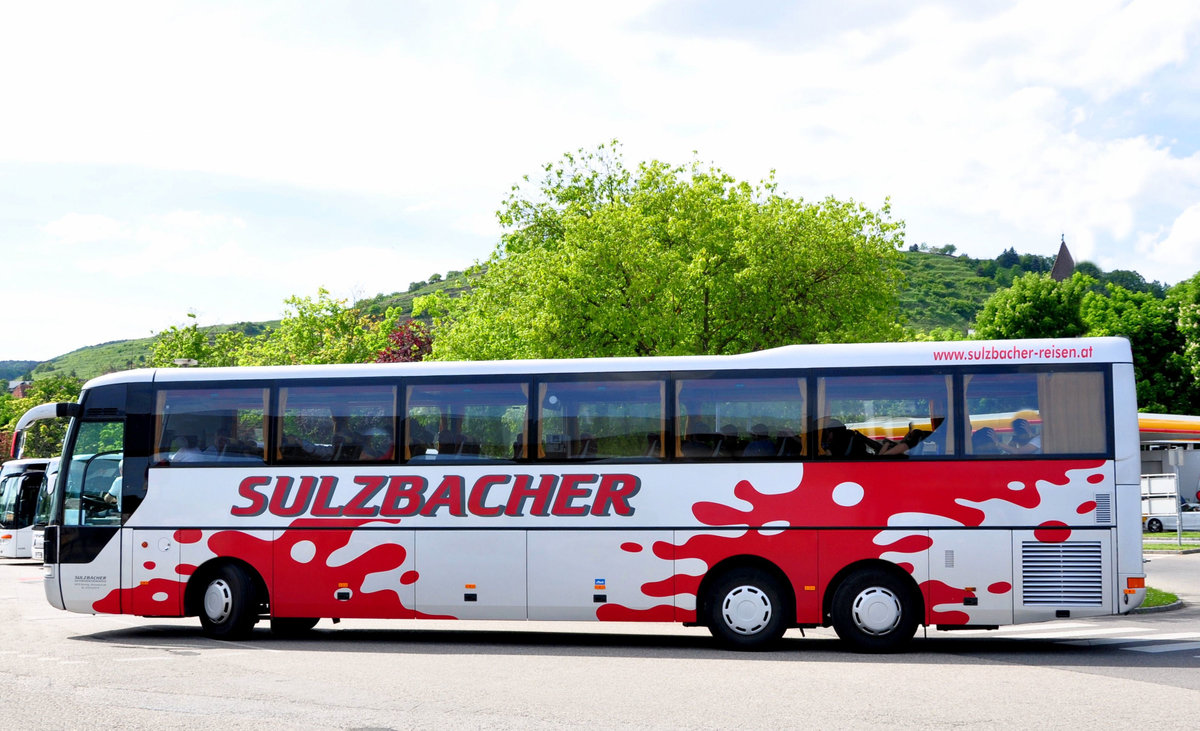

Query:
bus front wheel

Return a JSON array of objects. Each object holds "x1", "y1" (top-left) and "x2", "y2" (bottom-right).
[
  {"x1": 831, "y1": 568, "x2": 920, "y2": 653},
  {"x1": 198, "y1": 564, "x2": 259, "y2": 640},
  {"x1": 705, "y1": 568, "x2": 788, "y2": 650}
]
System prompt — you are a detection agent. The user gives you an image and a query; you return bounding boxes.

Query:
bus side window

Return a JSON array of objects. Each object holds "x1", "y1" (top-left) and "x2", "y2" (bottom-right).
[
  {"x1": 817, "y1": 373, "x2": 954, "y2": 458},
  {"x1": 404, "y1": 381, "x2": 529, "y2": 463},
  {"x1": 155, "y1": 388, "x2": 269, "y2": 466},
  {"x1": 675, "y1": 377, "x2": 807, "y2": 460},
  {"x1": 278, "y1": 385, "x2": 396, "y2": 465},
  {"x1": 538, "y1": 379, "x2": 666, "y2": 461},
  {"x1": 964, "y1": 370, "x2": 1107, "y2": 457}
]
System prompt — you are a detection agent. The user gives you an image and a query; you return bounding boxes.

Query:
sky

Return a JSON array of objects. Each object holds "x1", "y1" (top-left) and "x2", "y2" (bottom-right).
[{"x1": 2, "y1": 0, "x2": 1199, "y2": 361}]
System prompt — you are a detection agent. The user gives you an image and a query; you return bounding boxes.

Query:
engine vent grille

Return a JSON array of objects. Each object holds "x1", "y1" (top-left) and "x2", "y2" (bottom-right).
[
  {"x1": 1094, "y1": 494, "x2": 1112, "y2": 524},
  {"x1": 1021, "y1": 541, "x2": 1103, "y2": 606}
]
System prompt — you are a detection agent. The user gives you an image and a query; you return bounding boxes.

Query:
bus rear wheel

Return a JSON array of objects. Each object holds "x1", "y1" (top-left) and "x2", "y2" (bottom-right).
[
  {"x1": 705, "y1": 568, "x2": 788, "y2": 650},
  {"x1": 199, "y1": 564, "x2": 259, "y2": 640},
  {"x1": 830, "y1": 569, "x2": 919, "y2": 653},
  {"x1": 1147, "y1": 518, "x2": 1163, "y2": 533}
]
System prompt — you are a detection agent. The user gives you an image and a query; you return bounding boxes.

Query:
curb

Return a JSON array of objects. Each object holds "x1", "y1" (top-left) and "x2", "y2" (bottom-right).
[
  {"x1": 1143, "y1": 547, "x2": 1200, "y2": 555},
  {"x1": 1131, "y1": 599, "x2": 1184, "y2": 615}
]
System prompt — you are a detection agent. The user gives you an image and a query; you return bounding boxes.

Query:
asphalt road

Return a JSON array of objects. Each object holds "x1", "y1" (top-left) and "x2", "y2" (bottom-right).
[{"x1": 2, "y1": 554, "x2": 1199, "y2": 729}]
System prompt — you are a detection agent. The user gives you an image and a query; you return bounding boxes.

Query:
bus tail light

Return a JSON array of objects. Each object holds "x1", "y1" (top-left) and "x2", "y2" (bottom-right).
[{"x1": 1127, "y1": 577, "x2": 1145, "y2": 589}]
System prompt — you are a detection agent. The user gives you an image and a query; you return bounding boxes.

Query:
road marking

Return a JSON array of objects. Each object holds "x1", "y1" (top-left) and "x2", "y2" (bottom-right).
[
  {"x1": 1124, "y1": 641, "x2": 1200, "y2": 654},
  {"x1": 995, "y1": 626, "x2": 1154, "y2": 640},
  {"x1": 933, "y1": 621, "x2": 1092, "y2": 637},
  {"x1": 1063, "y1": 632, "x2": 1200, "y2": 646}
]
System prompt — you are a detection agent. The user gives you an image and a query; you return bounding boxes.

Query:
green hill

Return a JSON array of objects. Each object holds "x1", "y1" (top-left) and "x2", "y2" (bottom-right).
[
  {"x1": 0, "y1": 361, "x2": 39, "y2": 383},
  {"x1": 27, "y1": 275, "x2": 472, "y2": 382},
  {"x1": 896, "y1": 251, "x2": 999, "y2": 333},
  {"x1": 18, "y1": 251, "x2": 1161, "y2": 381}
]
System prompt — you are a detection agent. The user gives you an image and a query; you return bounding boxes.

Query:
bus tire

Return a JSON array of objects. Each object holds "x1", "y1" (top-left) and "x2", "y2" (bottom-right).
[
  {"x1": 199, "y1": 563, "x2": 259, "y2": 640},
  {"x1": 1147, "y1": 518, "x2": 1163, "y2": 533},
  {"x1": 831, "y1": 568, "x2": 919, "y2": 653},
  {"x1": 705, "y1": 568, "x2": 788, "y2": 651},
  {"x1": 271, "y1": 617, "x2": 319, "y2": 636}
]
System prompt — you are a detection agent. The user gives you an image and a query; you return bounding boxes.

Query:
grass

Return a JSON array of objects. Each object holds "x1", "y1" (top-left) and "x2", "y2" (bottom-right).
[
  {"x1": 1143, "y1": 587, "x2": 1179, "y2": 608},
  {"x1": 1144, "y1": 530, "x2": 1200, "y2": 539}
]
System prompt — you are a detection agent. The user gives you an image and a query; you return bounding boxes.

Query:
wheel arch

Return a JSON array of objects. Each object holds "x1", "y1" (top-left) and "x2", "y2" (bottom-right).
[
  {"x1": 822, "y1": 558, "x2": 925, "y2": 626},
  {"x1": 184, "y1": 557, "x2": 268, "y2": 618},
  {"x1": 696, "y1": 554, "x2": 797, "y2": 626}
]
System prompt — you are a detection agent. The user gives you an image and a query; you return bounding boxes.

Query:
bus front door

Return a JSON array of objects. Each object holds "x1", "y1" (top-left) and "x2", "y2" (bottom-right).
[{"x1": 53, "y1": 448, "x2": 125, "y2": 614}]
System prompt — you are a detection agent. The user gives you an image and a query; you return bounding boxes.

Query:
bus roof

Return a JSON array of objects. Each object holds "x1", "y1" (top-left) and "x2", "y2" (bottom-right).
[{"x1": 78, "y1": 337, "x2": 1131, "y2": 389}]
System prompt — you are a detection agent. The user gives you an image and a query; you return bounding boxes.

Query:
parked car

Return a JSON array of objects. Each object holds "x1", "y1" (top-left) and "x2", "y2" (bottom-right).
[{"x1": 1145, "y1": 501, "x2": 1200, "y2": 532}]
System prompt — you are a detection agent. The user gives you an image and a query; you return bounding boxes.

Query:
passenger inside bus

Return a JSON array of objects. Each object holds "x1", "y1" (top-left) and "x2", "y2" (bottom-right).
[
  {"x1": 103, "y1": 460, "x2": 122, "y2": 507},
  {"x1": 681, "y1": 422, "x2": 717, "y2": 457},
  {"x1": 818, "y1": 418, "x2": 882, "y2": 458},
  {"x1": 741, "y1": 424, "x2": 776, "y2": 457},
  {"x1": 170, "y1": 436, "x2": 205, "y2": 463},
  {"x1": 972, "y1": 427, "x2": 1004, "y2": 455},
  {"x1": 1006, "y1": 418, "x2": 1041, "y2": 454}
]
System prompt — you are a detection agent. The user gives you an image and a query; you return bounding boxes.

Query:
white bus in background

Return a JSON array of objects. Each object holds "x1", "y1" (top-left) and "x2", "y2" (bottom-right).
[
  {"x1": 0, "y1": 458, "x2": 50, "y2": 558},
  {"x1": 30, "y1": 458, "x2": 60, "y2": 562}
]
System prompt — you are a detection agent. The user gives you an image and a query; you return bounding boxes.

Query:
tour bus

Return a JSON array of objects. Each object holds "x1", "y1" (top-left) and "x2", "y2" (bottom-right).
[
  {"x1": 16, "y1": 337, "x2": 1143, "y2": 652},
  {"x1": 0, "y1": 458, "x2": 50, "y2": 558}
]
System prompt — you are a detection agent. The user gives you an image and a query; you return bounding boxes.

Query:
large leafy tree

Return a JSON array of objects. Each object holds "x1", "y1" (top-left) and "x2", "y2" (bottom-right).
[
  {"x1": 973, "y1": 272, "x2": 1095, "y2": 340},
  {"x1": 1170, "y1": 272, "x2": 1200, "y2": 385},
  {"x1": 1081, "y1": 285, "x2": 1199, "y2": 413},
  {"x1": 421, "y1": 144, "x2": 906, "y2": 360}
]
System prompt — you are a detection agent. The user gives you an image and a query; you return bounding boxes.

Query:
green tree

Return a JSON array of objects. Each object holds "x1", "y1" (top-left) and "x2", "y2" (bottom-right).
[
  {"x1": 973, "y1": 272, "x2": 1095, "y2": 340},
  {"x1": 1082, "y1": 285, "x2": 1198, "y2": 412},
  {"x1": 2, "y1": 375, "x2": 82, "y2": 458},
  {"x1": 1170, "y1": 272, "x2": 1200, "y2": 387},
  {"x1": 422, "y1": 144, "x2": 906, "y2": 360},
  {"x1": 237, "y1": 289, "x2": 402, "y2": 366},
  {"x1": 148, "y1": 314, "x2": 245, "y2": 368}
]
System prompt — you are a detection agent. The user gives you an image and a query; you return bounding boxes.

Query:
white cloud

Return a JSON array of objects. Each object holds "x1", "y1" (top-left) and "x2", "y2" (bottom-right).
[
  {"x1": 1135, "y1": 202, "x2": 1200, "y2": 283},
  {"x1": 3, "y1": 0, "x2": 1200, "y2": 359},
  {"x1": 43, "y1": 213, "x2": 128, "y2": 245}
]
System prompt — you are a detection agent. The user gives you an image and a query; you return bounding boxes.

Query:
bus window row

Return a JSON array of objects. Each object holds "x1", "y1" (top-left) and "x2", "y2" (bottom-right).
[{"x1": 148, "y1": 369, "x2": 1109, "y2": 466}]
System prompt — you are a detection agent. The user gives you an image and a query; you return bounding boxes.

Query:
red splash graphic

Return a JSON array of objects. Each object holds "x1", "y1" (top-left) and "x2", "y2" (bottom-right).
[
  {"x1": 620, "y1": 542, "x2": 643, "y2": 553},
  {"x1": 1076, "y1": 501, "x2": 1097, "y2": 515},
  {"x1": 988, "y1": 581, "x2": 1012, "y2": 594},
  {"x1": 205, "y1": 521, "x2": 451, "y2": 620},
  {"x1": 600, "y1": 459, "x2": 1104, "y2": 626},
  {"x1": 93, "y1": 520, "x2": 452, "y2": 621},
  {"x1": 143, "y1": 561, "x2": 156, "y2": 570},
  {"x1": 93, "y1": 577, "x2": 184, "y2": 617},
  {"x1": 924, "y1": 580, "x2": 972, "y2": 625},
  {"x1": 1034, "y1": 521, "x2": 1071, "y2": 543}
]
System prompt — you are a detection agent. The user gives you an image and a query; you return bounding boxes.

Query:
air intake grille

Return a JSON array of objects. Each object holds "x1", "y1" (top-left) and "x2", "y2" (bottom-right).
[
  {"x1": 1094, "y1": 494, "x2": 1111, "y2": 524},
  {"x1": 1021, "y1": 541, "x2": 1103, "y2": 606}
]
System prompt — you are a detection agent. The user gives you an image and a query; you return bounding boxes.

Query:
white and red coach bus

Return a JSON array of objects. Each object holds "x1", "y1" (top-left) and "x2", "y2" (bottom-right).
[{"x1": 16, "y1": 337, "x2": 1143, "y2": 651}]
